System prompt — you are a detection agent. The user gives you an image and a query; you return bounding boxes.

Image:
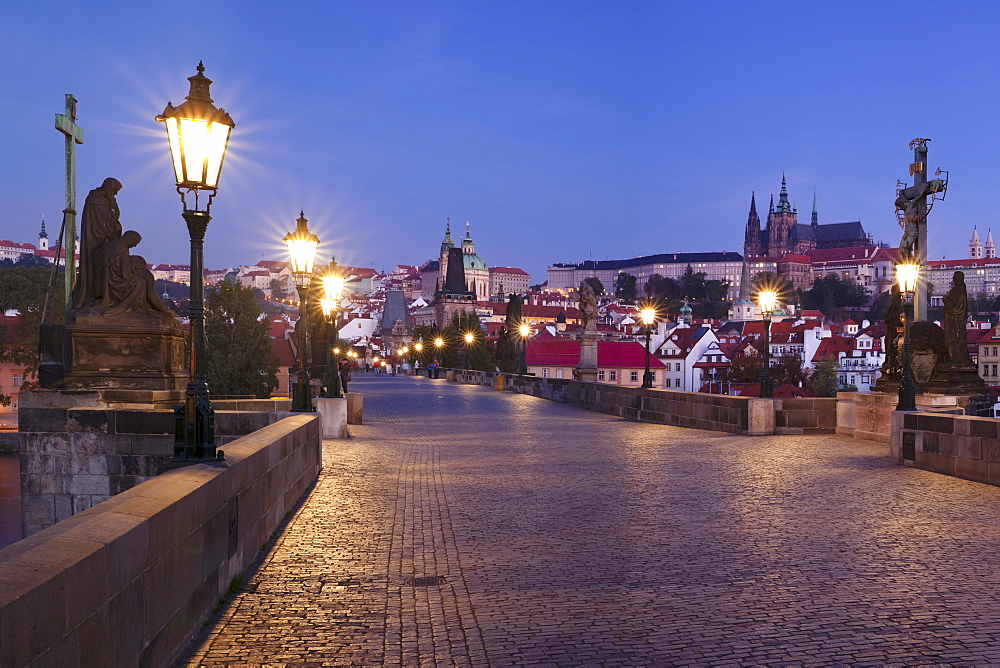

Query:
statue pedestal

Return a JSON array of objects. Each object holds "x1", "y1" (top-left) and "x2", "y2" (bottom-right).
[
  {"x1": 576, "y1": 332, "x2": 599, "y2": 382},
  {"x1": 923, "y1": 362, "x2": 988, "y2": 395},
  {"x1": 62, "y1": 309, "x2": 188, "y2": 400}
]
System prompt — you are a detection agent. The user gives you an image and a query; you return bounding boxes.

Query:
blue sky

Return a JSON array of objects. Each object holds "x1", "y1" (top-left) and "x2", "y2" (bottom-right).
[{"x1": 2, "y1": 2, "x2": 998, "y2": 284}]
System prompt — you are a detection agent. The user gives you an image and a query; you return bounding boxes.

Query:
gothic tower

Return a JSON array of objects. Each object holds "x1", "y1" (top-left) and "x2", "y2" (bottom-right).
[
  {"x1": 987, "y1": 229, "x2": 996, "y2": 259},
  {"x1": 811, "y1": 190, "x2": 819, "y2": 229},
  {"x1": 743, "y1": 192, "x2": 763, "y2": 258},
  {"x1": 439, "y1": 218, "x2": 454, "y2": 289},
  {"x1": 767, "y1": 173, "x2": 798, "y2": 257},
  {"x1": 970, "y1": 226, "x2": 983, "y2": 259}
]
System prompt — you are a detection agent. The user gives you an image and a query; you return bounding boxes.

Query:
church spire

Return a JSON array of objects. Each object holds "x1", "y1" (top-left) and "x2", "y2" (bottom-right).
[
  {"x1": 37, "y1": 214, "x2": 49, "y2": 251},
  {"x1": 987, "y1": 229, "x2": 996, "y2": 259},
  {"x1": 811, "y1": 190, "x2": 818, "y2": 227},
  {"x1": 774, "y1": 172, "x2": 793, "y2": 213},
  {"x1": 971, "y1": 226, "x2": 983, "y2": 259},
  {"x1": 769, "y1": 194, "x2": 775, "y2": 215},
  {"x1": 744, "y1": 191, "x2": 762, "y2": 257}
]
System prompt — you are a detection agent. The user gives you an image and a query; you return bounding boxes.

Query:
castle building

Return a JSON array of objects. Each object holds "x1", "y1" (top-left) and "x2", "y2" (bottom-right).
[{"x1": 743, "y1": 175, "x2": 873, "y2": 260}]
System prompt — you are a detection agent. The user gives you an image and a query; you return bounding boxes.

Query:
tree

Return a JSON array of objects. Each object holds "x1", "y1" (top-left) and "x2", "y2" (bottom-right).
[
  {"x1": 771, "y1": 352, "x2": 807, "y2": 387},
  {"x1": 644, "y1": 273, "x2": 681, "y2": 302},
  {"x1": 0, "y1": 265, "x2": 65, "y2": 403},
  {"x1": 801, "y1": 275, "x2": 868, "y2": 314},
  {"x1": 205, "y1": 281, "x2": 279, "y2": 398},
  {"x1": 726, "y1": 351, "x2": 762, "y2": 383},
  {"x1": 614, "y1": 273, "x2": 637, "y2": 303},
  {"x1": 807, "y1": 358, "x2": 839, "y2": 397},
  {"x1": 444, "y1": 310, "x2": 493, "y2": 371},
  {"x1": 583, "y1": 276, "x2": 604, "y2": 296}
]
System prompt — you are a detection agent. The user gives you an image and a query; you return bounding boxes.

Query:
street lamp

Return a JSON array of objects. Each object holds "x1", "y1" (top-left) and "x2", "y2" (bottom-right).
[
  {"x1": 157, "y1": 62, "x2": 234, "y2": 461},
  {"x1": 463, "y1": 332, "x2": 475, "y2": 370},
  {"x1": 321, "y1": 260, "x2": 345, "y2": 398},
  {"x1": 640, "y1": 306, "x2": 657, "y2": 388},
  {"x1": 896, "y1": 261, "x2": 920, "y2": 411},
  {"x1": 517, "y1": 322, "x2": 532, "y2": 375},
  {"x1": 283, "y1": 212, "x2": 319, "y2": 412},
  {"x1": 758, "y1": 290, "x2": 777, "y2": 398}
]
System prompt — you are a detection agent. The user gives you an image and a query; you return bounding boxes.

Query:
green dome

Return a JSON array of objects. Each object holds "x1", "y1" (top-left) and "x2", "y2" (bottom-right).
[{"x1": 464, "y1": 254, "x2": 488, "y2": 272}]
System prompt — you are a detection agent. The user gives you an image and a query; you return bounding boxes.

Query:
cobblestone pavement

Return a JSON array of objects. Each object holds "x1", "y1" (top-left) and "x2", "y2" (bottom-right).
[{"x1": 185, "y1": 374, "x2": 1000, "y2": 666}]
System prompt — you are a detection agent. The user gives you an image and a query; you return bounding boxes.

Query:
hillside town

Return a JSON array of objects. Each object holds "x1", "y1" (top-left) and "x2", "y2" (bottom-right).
[{"x1": 4, "y1": 176, "x2": 1000, "y2": 426}]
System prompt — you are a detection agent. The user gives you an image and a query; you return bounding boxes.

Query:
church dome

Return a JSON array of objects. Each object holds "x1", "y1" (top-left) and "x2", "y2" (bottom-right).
[{"x1": 464, "y1": 253, "x2": 488, "y2": 272}]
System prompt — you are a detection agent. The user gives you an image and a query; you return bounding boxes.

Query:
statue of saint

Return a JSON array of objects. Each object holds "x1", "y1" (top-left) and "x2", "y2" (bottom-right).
[
  {"x1": 505, "y1": 294, "x2": 522, "y2": 333},
  {"x1": 72, "y1": 177, "x2": 123, "y2": 309},
  {"x1": 579, "y1": 280, "x2": 598, "y2": 333},
  {"x1": 943, "y1": 271, "x2": 972, "y2": 366},
  {"x1": 881, "y1": 284, "x2": 903, "y2": 377},
  {"x1": 98, "y1": 231, "x2": 172, "y2": 315},
  {"x1": 71, "y1": 178, "x2": 172, "y2": 317}
]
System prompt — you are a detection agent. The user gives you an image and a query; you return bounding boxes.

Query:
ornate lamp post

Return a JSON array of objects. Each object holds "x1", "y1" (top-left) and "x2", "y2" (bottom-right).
[
  {"x1": 283, "y1": 213, "x2": 319, "y2": 412},
  {"x1": 321, "y1": 261, "x2": 345, "y2": 399},
  {"x1": 463, "y1": 332, "x2": 475, "y2": 370},
  {"x1": 640, "y1": 307, "x2": 657, "y2": 388},
  {"x1": 896, "y1": 262, "x2": 920, "y2": 411},
  {"x1": 434, "y1": 336, "x2": 444, "y2": 378},
  {"x1": 157, "y1": 62, "x2": 234, "y2": 461},
  {"x1": 758, "y1": 290, "x2": 777, "y2": 398},
  {"x1": 518, "y1": 323, "x2": 532, "y2": 375}
]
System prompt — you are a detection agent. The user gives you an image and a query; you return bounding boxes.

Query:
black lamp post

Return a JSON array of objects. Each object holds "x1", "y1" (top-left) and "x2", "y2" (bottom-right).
[
  {"x1": 897, "y1": 262, "x2": 919, "y2": 411},
  {"x1": 758, "y1": 290, "x2": 777, "y2": 398},
  {"x1": 517, "y1": 323, "x2": 532, "y2": 375},
  {"x1": 640, "y1": 307, "x2": 656, "y2": 388},
  {"x1": 321, "y1": 259, "x2": 344, "y2": 399},
  {"x1": 157, "y1": 62, "x2": 234, "y2": 461},
  {"x1": 283, "y1": 213, "x2": 319, "y2": 412}
]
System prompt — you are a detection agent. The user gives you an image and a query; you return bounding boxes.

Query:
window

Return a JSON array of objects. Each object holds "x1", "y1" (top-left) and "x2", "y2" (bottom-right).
[
  {"x1": 675, "y1": 363, "x2": 681, "y2": 371},
  {"x1": 12, "y1": 373, "x2": 20, "y2": 387},
  {"x1": 630, "y1": 371, "x2": 638, "y2": 382},
  {"x1": 675, "y1": 378, "x2": 681, "y2": 387},
  {"x1": 556, "y1": 369, "x2": 564, "y2": 379},
  {"x1": 542, "y1": 369, "x2": 549, "y2": 378},
  {"x1": 994, "y1": 365, "x2": 998, "y2": 377},
  {"x1": 609, "y1": 370, "x2": 617, "y2": 381},
  {"x1": 598, "y1": 370, "x2": 605, "y2": 381},
  {"x1": 985, "y1": 366, "x2": 990, "y2": 377}
]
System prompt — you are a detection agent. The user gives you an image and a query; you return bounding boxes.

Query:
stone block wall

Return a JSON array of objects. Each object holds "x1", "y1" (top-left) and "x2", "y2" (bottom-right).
[
  {"x1": 775, "y1": 398, "x2": 838, "y2": 434},
  {"x1": 0, "y1": 414, "x2": 321, "y2": 667},
  {"x1": 18, "y1": 390, "x2": 298, "y2": 537},
  {"x1": 892, "y1": 411, "x2": 1000, "y2": 486}
]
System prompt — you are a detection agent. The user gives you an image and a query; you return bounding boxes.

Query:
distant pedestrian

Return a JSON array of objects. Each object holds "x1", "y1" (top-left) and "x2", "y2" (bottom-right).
[{"x1": 339, "y1": 358, "x2": 351, "y2": 394}]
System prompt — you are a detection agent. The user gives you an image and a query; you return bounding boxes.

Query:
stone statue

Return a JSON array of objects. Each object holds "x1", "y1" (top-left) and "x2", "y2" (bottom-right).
[
  {"x1": 72, "y1": 177, "x2": 123, "y2": 309},
  {"x1": 579, "y1": 280, "x2": 598, "y2": 333},
  {"x1": 881, "y1": 284, "x2": 903, "y2": 378},
  {"x1": 71, "y1": 178, "x2": 172, "y2": 317},
  {"x1": 943, "y1": 271, "x2": 972, "y2": 367},
  {"x1": 505, "y1": 293, "x2": 523, "y2": 333},
  {"x1": 98, "y1": 231, "x2": 172, "y2": 316}
]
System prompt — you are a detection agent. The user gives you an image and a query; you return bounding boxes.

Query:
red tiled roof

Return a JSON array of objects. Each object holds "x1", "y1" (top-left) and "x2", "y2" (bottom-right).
[
  {"x1": 778, "y1": 253, "x2": 811, "y2": 263},
  {"x1": 812, "y1": 336, "x2": 855, "y2": 361},
  {"x1": 272, "y1": 337, "x2": 296, "y2": 367},
  {"x1": 927, "y1": 258, "x2": 1000, "y2": 269},
  {"x1": 490, "y1": 267, "x2": 529, "y2": 275},
  {"x1": 491, "y1": 303, "x2": 582, "y2": 320},
  {"x1": 806, "y1": 246, "x2": 880, "y2": 263}
]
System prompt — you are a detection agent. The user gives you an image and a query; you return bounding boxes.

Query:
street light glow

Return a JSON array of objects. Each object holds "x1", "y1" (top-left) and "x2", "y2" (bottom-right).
[
  {"x1": 640, "y1": 308, "x2": 656, "y2": 326},
  {"x1": 518, "y1": 323, "x2": 532, "y2": 337},
  {"x1": 464, "y1": 332, "x2": 475, "y2": 344},
  {"x1": 434, "y1": 337, "x2": 444, "y2": 347},
  {"x1": 757, "y1": 290, "x2": 778, "y2": 315},
  {"x1": 896, "y1": 262, "x2": 920, "y2": 294}
]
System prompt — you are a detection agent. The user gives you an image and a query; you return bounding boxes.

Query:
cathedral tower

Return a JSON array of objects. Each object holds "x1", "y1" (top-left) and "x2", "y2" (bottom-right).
[
  {"x1": 743, "y1": 192, "x2": 763, "y2": 258},
  {"x1": 767, "y1": 173, "x2": 798, "y2": 257}
]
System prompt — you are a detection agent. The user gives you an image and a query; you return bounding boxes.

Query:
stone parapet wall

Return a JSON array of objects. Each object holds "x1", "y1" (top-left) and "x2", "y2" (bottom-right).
[
  {"x1": 18, "y1": 390, "x2": 296, "y2": 537},
  {"x1": 892, "y1": 411, "x2": 1000, "y2": 486},
  {"x1": 0, "y1": 414, "x2": 321, "y2": 667},
  {"x1": 447, "y1": 370, "x2": 834, "y2": 435}
]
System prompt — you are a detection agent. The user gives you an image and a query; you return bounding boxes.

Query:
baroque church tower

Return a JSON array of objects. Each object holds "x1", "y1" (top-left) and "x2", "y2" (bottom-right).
[
  {"x1": 38, "y1": 215, "x2": 49, "y2": 251},
  {"x1": 970, "y1": 226, "x2": 983, "y2": 259}
]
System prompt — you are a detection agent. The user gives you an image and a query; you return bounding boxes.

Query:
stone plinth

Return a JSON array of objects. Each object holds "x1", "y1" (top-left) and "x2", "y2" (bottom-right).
[
  {"x1": 836, "y1": 390, "x2": 988, "y2": 444},
  {"x1": 315, "y1": 397, "x2": 349, "y2": 438},
  {"x1": 346, "y1": 392, "x2": 364, "y2": 425},
  {"x1": 576, "y1": 332, "x2": 598, "y2": 383},
  {"x1": 63, "y1": 310, "x2": 187, "y2": 395}
]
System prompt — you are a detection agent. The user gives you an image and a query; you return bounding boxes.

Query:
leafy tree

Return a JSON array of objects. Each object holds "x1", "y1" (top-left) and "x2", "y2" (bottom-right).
[
  {"x1": 0, "y1": 265, "x2": 65, "y2": 403},
  {"x1": 614, "y1": 273, "x2": 637, "y2": 303},
  {"x1": 583, "y1": 276, "x2": 604, "y2": 296},
  {"x1": 771, "y1": 352, "x2": 807, "y2": 387},
  {"x1": 800, "y1": 275, "x2": 868, "y2": 314},
  {"x1": 807, "y1": 358, "x2": 839, "y2": 397},
  {"x1": 443, "y1": 310, "x2": 492, "y2": 371},
  {"x1": 644, "y1": 274, "x2": 681, "y2": 302},
  {"x1": 725, "y1": 351, "x2": 762, "y2": 383},
  {"x1": 205, "y1": 281, "x2": 279, "y2": 398},
  {"x1": 0, "y1": 255, "x2": 53, "y2": 269}
]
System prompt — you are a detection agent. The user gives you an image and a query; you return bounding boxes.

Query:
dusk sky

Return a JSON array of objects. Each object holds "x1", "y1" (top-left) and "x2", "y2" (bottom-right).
[{"x1": 3, "y1": 2, "x2": 999, "y2": 284}]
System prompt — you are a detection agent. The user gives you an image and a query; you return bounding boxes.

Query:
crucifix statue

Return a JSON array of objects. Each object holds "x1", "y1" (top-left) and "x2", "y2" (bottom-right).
[
  {"x1": 895, "y1": 138, "x2": 947, "y2": 322},
  {"x1": 55, "y1": 94, "x2": 85, "y2": 313}
]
